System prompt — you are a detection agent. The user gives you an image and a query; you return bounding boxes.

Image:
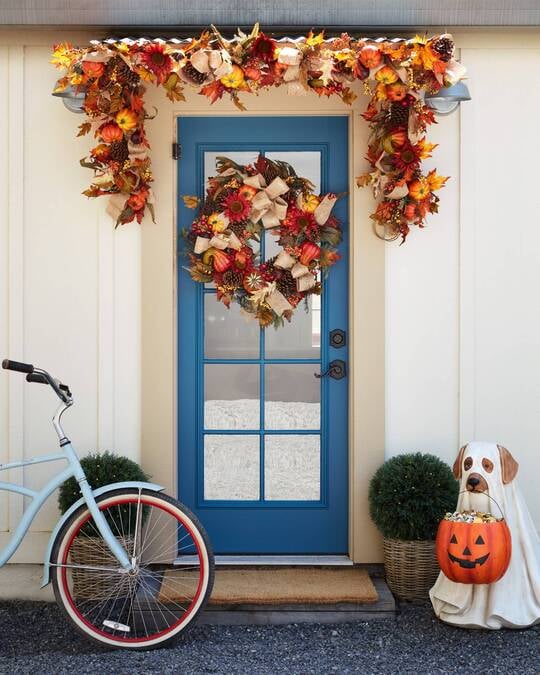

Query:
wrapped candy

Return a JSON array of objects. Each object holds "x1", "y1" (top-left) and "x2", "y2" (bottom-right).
[{"x1": 443, "y1": 510, "x2": 501, "y2": 523}]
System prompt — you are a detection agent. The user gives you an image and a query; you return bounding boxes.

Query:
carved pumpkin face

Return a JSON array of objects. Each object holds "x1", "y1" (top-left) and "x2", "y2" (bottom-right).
[{"x1": 435, "y1": 520, "x2": 512, "y2": 584}]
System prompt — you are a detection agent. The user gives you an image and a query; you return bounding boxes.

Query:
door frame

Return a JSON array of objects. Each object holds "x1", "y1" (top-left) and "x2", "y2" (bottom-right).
[
  {"x1": 177, "y1": 115, "x2": 350, "y2": 554},
  {"x1": 139, "y1": 86, "x2": 385, "y2": 563}
]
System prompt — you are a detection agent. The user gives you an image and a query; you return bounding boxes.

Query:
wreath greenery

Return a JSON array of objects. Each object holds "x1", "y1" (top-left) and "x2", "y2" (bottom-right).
[{"x1": 184, "y1": 154, "x2": 342, "y2": 328}]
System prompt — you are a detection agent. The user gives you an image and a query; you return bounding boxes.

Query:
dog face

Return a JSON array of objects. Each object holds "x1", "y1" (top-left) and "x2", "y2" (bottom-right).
[{"x1": 453, "y1": 442, "x2": 518, "y2": 493}]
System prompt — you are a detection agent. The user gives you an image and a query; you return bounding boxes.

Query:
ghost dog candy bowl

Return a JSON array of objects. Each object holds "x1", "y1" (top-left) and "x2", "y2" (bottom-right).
[{"x1": 435, "y1": 493, "x2": 512, "y2": 584}]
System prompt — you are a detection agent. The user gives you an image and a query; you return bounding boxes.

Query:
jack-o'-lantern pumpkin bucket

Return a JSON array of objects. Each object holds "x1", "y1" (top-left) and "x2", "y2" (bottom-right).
[{"x1": 435, "y1": 494, "x2": 512, "y2": 584}]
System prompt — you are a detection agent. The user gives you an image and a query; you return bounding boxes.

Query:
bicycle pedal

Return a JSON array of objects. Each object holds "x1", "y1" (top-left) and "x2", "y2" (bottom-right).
[{"x1": 103, "y1": 619, "x2": 131, "y2": 633}]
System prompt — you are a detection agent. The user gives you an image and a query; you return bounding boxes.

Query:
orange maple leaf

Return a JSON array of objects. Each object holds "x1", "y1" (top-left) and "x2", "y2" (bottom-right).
[{"x1": 200, "y1": 80, "x2": 225, "y2": 104}]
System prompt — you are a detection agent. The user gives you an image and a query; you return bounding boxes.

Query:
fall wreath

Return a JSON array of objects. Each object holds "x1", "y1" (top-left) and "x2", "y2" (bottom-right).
[{"x1": 184, "y1": 154, "x2": 342, "y2": 327}]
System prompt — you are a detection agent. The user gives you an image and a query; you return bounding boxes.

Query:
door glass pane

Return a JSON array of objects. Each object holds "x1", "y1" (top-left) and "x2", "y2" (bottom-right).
[
  {"x1": 204, "y1": 151, "x2": 259, "y2": 188},
  {"x1": 205, "y1": 364, "x2": 259, "y2": 430},
  {"x1": 264, "y1": 435, "x2": 320, "y2": 500},
  {"x1": 265, "y1": 295, "x2": 320, "y2": 359},
  {"x1": 204, "y1": 434, "x2": 259, "y2": 500},
  {"x1": 265, "y1": 364, "x2": 320, "y2": 430},
  {"x1": 205, "y1": 295, "x2": 260, "y2": 359},
  {"x1": 265, "y1": 151, "x2": 321, "y2": 192},
  {"x1": 264, "y1": 230, "x2": 281, "y2": 262}
]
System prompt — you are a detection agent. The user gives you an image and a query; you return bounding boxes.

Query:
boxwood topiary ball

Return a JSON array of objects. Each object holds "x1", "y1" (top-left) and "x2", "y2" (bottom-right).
[
  {"x1": 58, "y1": 450, "x2": 149, "y2": 515},
  {"x1": 369, "y1": 452, "x2": 458, "y2": 541}
]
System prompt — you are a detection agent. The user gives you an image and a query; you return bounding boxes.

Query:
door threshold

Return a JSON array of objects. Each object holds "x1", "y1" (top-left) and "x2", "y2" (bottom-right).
[{"x1": 175, "y1": 555, "x2": 354, "y2": 566}]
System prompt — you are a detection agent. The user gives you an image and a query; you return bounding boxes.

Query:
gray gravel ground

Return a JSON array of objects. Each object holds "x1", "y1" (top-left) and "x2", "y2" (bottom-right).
[{"x1": 0, "y1": 601, "x2": 538, "y2": 675}]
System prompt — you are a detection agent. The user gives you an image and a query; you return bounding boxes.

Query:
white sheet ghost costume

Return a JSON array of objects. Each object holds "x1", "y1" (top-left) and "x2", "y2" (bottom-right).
[{"x1": 430, "y1": 441, "x2": 540, "y2": 629}]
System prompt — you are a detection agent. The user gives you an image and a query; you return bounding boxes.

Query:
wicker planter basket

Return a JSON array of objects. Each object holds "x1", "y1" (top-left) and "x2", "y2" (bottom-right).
[
  {"x1": 69, "y1": 535, "x2": 134, "y2": 599},
  {"x1": 383, "y1": 538, "x2": 440, "y2": 601}
]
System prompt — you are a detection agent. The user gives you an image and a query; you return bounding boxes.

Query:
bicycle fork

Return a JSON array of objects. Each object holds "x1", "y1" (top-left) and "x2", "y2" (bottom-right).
[{"x1": 64, "y1": 443, "x2": 133, "y2": 572}]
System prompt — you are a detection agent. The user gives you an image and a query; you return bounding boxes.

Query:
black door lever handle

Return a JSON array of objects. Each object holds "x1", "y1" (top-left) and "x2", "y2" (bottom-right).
[{"x1": 314, "y1": 359, "x2": 347, "y2": 380}]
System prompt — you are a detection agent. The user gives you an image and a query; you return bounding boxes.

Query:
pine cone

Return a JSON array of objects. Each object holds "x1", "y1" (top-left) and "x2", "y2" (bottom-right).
[
  {"x1": 276, "y1": 270, "x2": 297, "y2": 298},
  {"x1": 386, "y1": 102, "x2": 410, "y2": 129},
  {"x1": 222, "y1": 269, "x2": 243, "y2": 289},
  {"x1": 228, "y1": 220, "x2": 248, "y2": 238},
  {"x1": 201, "y1": 197, "x2": 222, "y2": 216},
  {"x1": 123, "y1": 69, "x2": 140, "y2": 88},
  {"x1": 104, "y1": 56, "x2": 123, "y2": 78},
  {"x1": 432, "y1": 37, "x2": 454, "y2": 62},
  {"x1": 182, "y1": 62, "x2": 207, "y2": 85},
  {"x1": 109, "y1": 140, "x2": 129, "y2": 164},
  {"x1": 262, "y1": 160, "x2": 280, "y2": 186}
]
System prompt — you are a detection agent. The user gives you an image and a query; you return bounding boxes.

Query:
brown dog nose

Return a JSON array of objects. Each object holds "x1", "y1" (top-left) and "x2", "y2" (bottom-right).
[{"x1": 467, "y1": 476, "x2": 480, "y2": 487}]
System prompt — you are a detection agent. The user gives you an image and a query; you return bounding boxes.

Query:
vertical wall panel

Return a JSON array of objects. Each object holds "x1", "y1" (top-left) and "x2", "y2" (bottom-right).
[
  {"x1": 385, "y1": 110, "x2": 460, "y2": 468},
  {"x1": 0, "y1": 46, "x2": 10, "y2": 531},
  {"x1": 23, "y1": 46, "x2": 99, "y2": 530},
  {"x1": 6, "y1": 45, "x2": 26, "y2": 532},
  {"x1": 460, "y1": 48, "x2": 540, "y2": 525}
]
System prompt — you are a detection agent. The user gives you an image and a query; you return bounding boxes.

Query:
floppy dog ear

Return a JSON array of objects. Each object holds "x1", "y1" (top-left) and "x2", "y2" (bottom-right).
[
  {"x1": 453, "y1": 445, "x2": 467, "y2": 479},
  {"x1": 497, "y1": 445, "x2": 519, "y2": 484}
]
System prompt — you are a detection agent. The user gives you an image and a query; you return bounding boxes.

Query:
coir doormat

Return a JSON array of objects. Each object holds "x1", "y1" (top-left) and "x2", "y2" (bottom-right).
[{"x1": 158, "y1": 567, "x2": 378, "y2": 605}]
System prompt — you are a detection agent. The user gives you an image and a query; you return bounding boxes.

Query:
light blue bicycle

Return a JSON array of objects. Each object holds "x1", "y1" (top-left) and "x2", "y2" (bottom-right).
[{"x1": 1, "y1": 359, "x2": 214, "y2": 649}]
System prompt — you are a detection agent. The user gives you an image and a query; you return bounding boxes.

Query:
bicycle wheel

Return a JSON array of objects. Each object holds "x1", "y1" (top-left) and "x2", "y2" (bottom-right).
[{"x1": 51, "y1": 488, "x2": 214, "y2": 649}]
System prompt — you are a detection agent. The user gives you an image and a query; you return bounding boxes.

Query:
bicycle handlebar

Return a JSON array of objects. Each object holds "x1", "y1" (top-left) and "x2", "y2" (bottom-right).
[
  {"x1": 3, "y1": 358, "x2": 72, "y2": 404},
  {"x1": 2, "y1": 359, "x2": 34, "y2": 374},
  {"x1": 26, "y1": 372, "x2": 49, "y2": 385}
]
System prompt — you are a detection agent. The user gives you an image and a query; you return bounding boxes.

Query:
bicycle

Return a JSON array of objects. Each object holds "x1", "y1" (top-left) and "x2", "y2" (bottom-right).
[{"x1": 1, "y1": 359, "x2": 214, "y2": 649}]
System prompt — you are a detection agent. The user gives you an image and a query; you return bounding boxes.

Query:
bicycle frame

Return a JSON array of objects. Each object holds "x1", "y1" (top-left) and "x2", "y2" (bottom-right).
[{"x1": 0, "y1": 401, "x2": 132, "y2": 570}]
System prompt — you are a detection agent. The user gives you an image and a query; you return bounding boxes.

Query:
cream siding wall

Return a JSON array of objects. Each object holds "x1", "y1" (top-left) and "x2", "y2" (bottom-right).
[
  {"x1": 0, "y1": 29, "x2": 538, "y2": 564},
  {"x1": 0, "y1": 33, "x2": 141, "y2": 560}
]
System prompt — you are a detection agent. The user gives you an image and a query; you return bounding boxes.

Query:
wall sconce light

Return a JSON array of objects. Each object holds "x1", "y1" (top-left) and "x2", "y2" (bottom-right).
[
  {"x1": 424, "y1": 81, "x2": 471, "y2": 116},
  {"x1": 52, "y1": 85, "x2": 86, "y2": 114}
]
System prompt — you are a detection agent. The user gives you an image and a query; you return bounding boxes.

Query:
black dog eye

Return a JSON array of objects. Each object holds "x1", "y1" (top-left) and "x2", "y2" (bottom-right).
[
  {"x1": 450, "y1": 534, "x2": 458, "y2": 544},
  {"x1": 475, "y1": 535, "x2": 485, "y2": 545}
]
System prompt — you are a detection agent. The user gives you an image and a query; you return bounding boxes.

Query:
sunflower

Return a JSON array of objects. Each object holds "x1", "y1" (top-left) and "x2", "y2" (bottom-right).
[
  {"x1": 238, "y1": 184, "x2": 258, "y2": 201},
  {"x1": 140, "y1": 43, "x2": 173, "y2": 84},
  {"x1": 223, "y1": 191, "x2": 251, "y2": 223},
  {"x1": 251, "y1": 33, "x2": 277, "y2": 63},
  {"x1": 284, "y1": 208, "x2": 318, "y2": 236},
  {"x1": 392, "y1": 142, "x2": 421, "y2": 179}
]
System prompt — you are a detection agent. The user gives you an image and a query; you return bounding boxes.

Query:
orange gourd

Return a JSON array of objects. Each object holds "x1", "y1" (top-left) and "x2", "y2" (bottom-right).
[
  {"x1": 202, "y1": 248, "x2": 232, "y2": 273},
  {"x1": 100, "y1": 123, "x2": 123, "y2": 144},
  {"x1": 359, "y1": 45, "x2": 382, "y2": 69},
  {"x1": 299, "y1": 241, "x2": 321, "y2": 266},
  {"x1": 435, "y1": 520, "x2": 512, "y2": 584}
]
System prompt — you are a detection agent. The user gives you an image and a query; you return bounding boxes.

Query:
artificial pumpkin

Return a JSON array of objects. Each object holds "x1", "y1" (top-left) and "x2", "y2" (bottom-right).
[
  {"x1": 375, "y1": 65, "x2": 399, "y2": 85},
  {"x1": 386, "y1": 82, "x2": 408, "y2": 101},
  {"x1": 435, "y1": 520, "x2": 512, "y2": 584},
  {"x1": 202, "y1": 247, "x2": 232, "y2": 273},
  {"x1": 358, "y1": 45, "x2": 382, "y2": 69},
  {"x1": 99, "y1": 123, "x2": 123, "y2": 144},
  {"x1": 299, "y1": 241, "x2": 321, "y2": 266}
]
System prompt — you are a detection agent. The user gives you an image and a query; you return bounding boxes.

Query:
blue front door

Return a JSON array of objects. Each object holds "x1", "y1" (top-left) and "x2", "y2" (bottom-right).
[{"x1": 178, "y1": 115, "x2": 349, "y2": 554}]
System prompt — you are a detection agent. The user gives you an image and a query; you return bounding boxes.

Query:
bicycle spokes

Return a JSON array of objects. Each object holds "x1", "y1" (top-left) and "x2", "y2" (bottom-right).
[{"x1": 53, "y1": 491, "x2": 212, "y2": 647}]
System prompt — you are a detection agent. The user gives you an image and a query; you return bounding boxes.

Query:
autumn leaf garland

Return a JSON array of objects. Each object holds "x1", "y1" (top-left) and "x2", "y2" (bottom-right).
[{"x1": 51, "y1": 26, "x2": 467, "y2": 241}]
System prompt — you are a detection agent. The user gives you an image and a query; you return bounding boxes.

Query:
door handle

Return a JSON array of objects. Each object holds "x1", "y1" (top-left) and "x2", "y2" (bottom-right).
[{"x1": 314, "y1": 359, "x2": 347, "y2": 380}]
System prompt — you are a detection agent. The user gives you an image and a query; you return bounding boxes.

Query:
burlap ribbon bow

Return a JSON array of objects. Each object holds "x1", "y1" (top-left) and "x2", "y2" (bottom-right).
[{"x1": 243, "y1": 173, "x2": 290, "y2": 229}]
